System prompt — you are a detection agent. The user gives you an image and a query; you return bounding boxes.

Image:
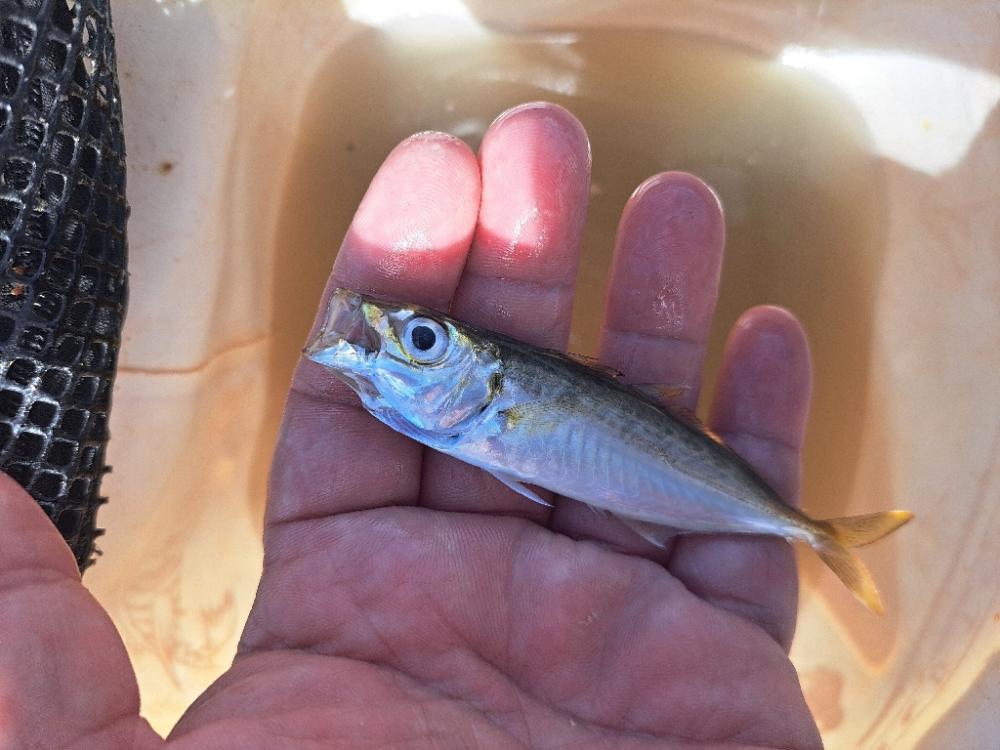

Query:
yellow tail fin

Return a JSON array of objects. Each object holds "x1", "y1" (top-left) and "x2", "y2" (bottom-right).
[{"x1": 812, "y1": 510, "x2": 914, "y2": 615}]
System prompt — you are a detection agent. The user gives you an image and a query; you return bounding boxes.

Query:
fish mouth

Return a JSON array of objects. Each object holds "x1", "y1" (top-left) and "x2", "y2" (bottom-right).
[{"x1": 303, "y1": 288, "x2": 383, "y2": 365}]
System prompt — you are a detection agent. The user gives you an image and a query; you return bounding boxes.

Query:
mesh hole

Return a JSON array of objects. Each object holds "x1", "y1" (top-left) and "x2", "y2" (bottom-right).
[
  {"x1": 111, "y1": 200, "x2": 126, "y2": 229},
  {"x1": 107, "y1": 236, "x2": 124, "y2": 265},
  {"x1": 56, "y1": 508, "x2": 81, "y2": 536},
  {"x1": 69, "y1": 181, "x2": 92, "y2": 212},
  {"x1": 40, "y1": 367, "x2": 70, "y2": 397},
  {"x1": 41, "y1": 38, "x2": 69, "y2": 74},
  {"x1": 45, "y1": 256, "x2": 75, "y2": 289},
  {"x1": 0, "y1": 62, "x2": 21, "y2": 96},
  {"x1": 10, "y1": 246, "x2": 43, "y2": 276},
  {"x1": 68, "y1": 476, "x2": 89, "y2": 502},
  {"x1": 63, "y1": 93, "x2": 84, "y2": 128},
  {"x1": 6, "y1": 357, "x2": 36, "y2": 385},
  {"x1": 32, "y1": 471, "x2": 64, "y2": 500},
  {"x1": 27, "y1": 399, "x2": 57, "y2": 428},
  {"x1": 0, "y1": 197, "x2": 21, "y2": 229},
  {"x1": 57, "y1": 407, "x2": 87, "y2": 438},
  {"x1": 0, "y1": 421, "x2": 10, "y2": 450},
  {"x1": 0, "y1": 19, "x2": 35, "y2": 56},
  {"x1": 94, "y1": 192, "x2": 109, "y2": 223},
  {"x1": 41, "y1": 170, "x2": 66, "y2": 203},
  {"x1": 28, "y1": 78, "x2": 57, "y2": 111},
  {"x1": 82, "y1": 339, "x2": 107, "y2": 370},
  {"x1": 93, "y1": 304, "x2": 114, "y2": 335},
  {"x1": 85, "y1": 231, "x2": 104, "y2": 259},
  {"x1": 67, "y1": 300, "x2": 92, "y2": 328},
  {"x1": 94, "y1": 379, "x2": 110, "y2": 407},
  {"x1": 80, "y1": 144, "x2": 99, "y2": 177},
  {"x1": 0, "y1": 388, "x2": 23, "y2": 418},
  {"x1": 62, "y1": 218, "x2": 84, "y2": 252},
  {"x1": 52, "y1": 132, "x2": 75, "y2": 166},
  {"x1": 72, "y1": 55, "x2": 88, "y2": 87},
  {"x1": 102, "y1": 271, "x2": 120, "y2": 298},
  {"x1": 0, "y1": 314, "x2": 14, "y2": 341},
  {"x1": 72, "y1": 375, "x2": 98, "y2": 405},
  {"x1": 46, "y1": 439, "x2": 76, "y2": 467},
  {"x1": 77, "y1": 265, "x2": 97, "y2": 294},
  {"x1": 87, "y1": 108, "x2": 103, "y2": 138},
  {"x1": 18, "y1": 325, "x2": 49, "y2": 353},
  {"x1": 0, "y1": 280, "x2": 26, "y2": 310},
  {"x1": 81, "y1": 49, "x2": 96, "y2": 77},
  {"x1": 25, "y1": 209, "x2": 54, "y2": 241},
  {"x1": 31, "y1": 289, "x2": 62, "y2": 321},
  {"x1": 78, "y1": 444, "x2": 96, "y2": 471},
  {"x1": 2, "y1": 157, "x2": 32, "y2": 190},
  {"x1": 52, "y1": 0, "x2": 76, "y2": 34},
  {"x1": 14, "y1": 117, "x2": 45, "y2": 150},
  {"x1": 54, "y1": 333, "x2": 84, "y2": 364},
  {"x1": 5, "y1": 463, "x2": 32, "y2": 486},
  {"x1": 91, "y1": 411, "x2": 106, "y2": 439},
  {"x1": 14, "y1": 431, "x2": 44, "y2": 461}
]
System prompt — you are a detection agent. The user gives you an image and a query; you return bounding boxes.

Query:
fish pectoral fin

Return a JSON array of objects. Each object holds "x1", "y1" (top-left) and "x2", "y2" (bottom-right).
[
  {"x1": 616, "y1": 516, "x2": 677, "y2": 549},
  {"x1": 490, "y1": 471, "x2": 553, "y2": 508}
]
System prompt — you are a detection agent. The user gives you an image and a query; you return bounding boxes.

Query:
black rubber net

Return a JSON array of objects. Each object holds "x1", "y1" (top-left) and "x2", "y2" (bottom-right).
[{"x1": 0, "y1": 0, "x2": 127, "y2": 571}]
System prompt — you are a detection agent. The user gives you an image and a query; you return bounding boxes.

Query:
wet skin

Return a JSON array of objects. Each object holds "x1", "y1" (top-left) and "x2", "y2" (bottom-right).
[{"x1": 0, "y1": 102, "x2": 821, "y2": 749}]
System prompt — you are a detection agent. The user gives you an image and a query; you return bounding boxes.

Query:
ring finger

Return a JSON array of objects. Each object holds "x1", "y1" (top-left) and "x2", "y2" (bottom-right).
[{"x1": 548, "y1": 171, "x2": 725, "y2": 557}]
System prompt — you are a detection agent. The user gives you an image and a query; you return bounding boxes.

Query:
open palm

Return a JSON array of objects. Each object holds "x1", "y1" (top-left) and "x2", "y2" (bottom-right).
[{"x1": 0, "y1": 103, "x2": 821, "y2": 749}]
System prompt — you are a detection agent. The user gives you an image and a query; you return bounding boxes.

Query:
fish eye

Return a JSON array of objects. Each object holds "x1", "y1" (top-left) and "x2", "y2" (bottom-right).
[{"x1": 403, "y1": 317, "x2": 449, "y2": 363}]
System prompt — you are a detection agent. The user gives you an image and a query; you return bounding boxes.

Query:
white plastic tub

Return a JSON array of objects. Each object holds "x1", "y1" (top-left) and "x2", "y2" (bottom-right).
[{"x1": 97, "y1": 1, "x2": 1000, "y2": 745}]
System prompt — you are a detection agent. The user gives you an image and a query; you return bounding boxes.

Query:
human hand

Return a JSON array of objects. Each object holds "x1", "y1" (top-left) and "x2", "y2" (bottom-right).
[{"x1": 0, "y1": 102, "x2": 821, "y2": 749}]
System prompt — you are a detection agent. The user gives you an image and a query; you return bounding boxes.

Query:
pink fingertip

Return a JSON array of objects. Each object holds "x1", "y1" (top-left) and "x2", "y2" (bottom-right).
[
  {"x1": 605, "y1": 171, "x2": 725, "y2": 339},
  {"x1": 333, "y1": 130, "x2": 481, "y2": 308},
  {"x1": 710, "y1": 305, "x2": 813, "y2": 450},
  {"x1": 469, "y1": 101, "x2": 591, "y2": 286}
]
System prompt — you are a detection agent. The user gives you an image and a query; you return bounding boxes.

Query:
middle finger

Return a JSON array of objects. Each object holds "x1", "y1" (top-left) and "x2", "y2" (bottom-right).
[{"x1": 420, "y1": 102, "x2": 591, "y2": 520}]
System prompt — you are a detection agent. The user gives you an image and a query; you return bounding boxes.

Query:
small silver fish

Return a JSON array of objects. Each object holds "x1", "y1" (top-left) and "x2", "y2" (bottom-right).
[{"x1": 305, "y1": 288, "x2": 912, "y2": 613}]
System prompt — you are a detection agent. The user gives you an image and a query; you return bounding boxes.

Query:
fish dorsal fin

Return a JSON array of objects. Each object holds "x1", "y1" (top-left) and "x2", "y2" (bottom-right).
[
  {"x1": 545, "y1": 349, "x2": 624, "y2": 380},
  {"x1": 632, "y1": 384, "x2": 689, "y2": 405},
  {"x1": 624, "y1": 383, "x2": 725, "y2": 446},
  {"x1": 663, "y1": 402, "x2": 726, "y2": 447}
]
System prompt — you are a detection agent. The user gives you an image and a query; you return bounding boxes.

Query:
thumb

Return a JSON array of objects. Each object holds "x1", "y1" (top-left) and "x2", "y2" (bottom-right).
[{"x1": 0, "y1": 474, "x2": 161, "y2": 749}]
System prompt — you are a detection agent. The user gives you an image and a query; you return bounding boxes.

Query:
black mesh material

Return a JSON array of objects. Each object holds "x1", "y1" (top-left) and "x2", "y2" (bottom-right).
[{"x1": 0, "y1": 0, "x2": 127, "y2": 571}]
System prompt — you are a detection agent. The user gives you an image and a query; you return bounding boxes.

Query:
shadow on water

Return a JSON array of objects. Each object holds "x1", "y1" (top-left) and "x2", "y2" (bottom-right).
[{"x1": 263, "y1": 26, "x2": 896, "y2": 655}]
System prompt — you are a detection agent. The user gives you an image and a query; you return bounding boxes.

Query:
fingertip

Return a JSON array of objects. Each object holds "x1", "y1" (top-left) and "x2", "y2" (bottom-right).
[
  {"x1": 708, "y1": 304, "x2": 812, "y2": 500},
  {"x1": 602, "y1": 170, "x2": 725, "y2": 362},
  {"x1": 720, "y1": 305, "x2": 812, "y2": 422},
  {"x1": 625, "y1": 170, "x2": 724, "y2": 228},
  {"x1": 732, "y1": 304, "x2": 805, "y2": 338},
  {"x1": 350, "y1": 129, "x2": 480, "y2": 253},
  {"x1": 332, "y1": 129, "x2": 481, "y2": 309},
  {"x1": 487, "y1": 100, "x2": 591, "y2": 168},
  {"x1": 473, "y1": 101, "x2": 591, "y2": 287},
  {"x1": 454, "y1": 100, "x2": 591, "y2": 334}
]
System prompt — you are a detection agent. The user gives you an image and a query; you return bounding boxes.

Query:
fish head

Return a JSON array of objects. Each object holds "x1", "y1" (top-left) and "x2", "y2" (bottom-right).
[{"x1": 304, "y1": 288, "x2": 502, "y2": 436}]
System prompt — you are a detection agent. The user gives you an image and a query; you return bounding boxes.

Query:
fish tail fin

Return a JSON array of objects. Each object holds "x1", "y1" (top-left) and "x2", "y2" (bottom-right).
[
  {"x1": 822, "y1": 510, "x2": 914, "y2": 548},
  {"x1": 810, "y1": 510, "x2": 913, "y2": 615}
]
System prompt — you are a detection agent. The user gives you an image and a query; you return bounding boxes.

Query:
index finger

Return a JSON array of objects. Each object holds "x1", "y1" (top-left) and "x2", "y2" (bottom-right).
[{"x1": 266, "y1": 133, "x2": 481, "y2": 530}]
